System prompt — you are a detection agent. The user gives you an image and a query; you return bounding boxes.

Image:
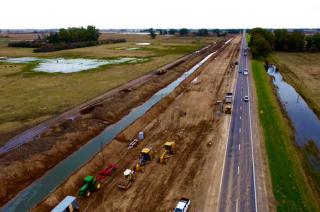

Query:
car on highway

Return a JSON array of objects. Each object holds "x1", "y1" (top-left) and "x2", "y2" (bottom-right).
[
  {"x1": 243, "y1": 71, "x2": 248, "y2": 75},
  {"x1": 243, "y1": 96, "x2": 249, "y2": 102},
  {"x1": 238, "y1": 70, "x2": 243, "y2": 73},
  {"x1": 174, "y1": 198, "x2": 190, "y2": 212}
]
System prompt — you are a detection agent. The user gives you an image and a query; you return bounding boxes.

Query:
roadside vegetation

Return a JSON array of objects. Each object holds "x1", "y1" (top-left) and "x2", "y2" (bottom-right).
[
  {"x1": 249, "y1": 28, "x2": 320, "y2": 58},
  {"x1": 0, "y1": 33, "x2": 218, "y2": 145},
  {"x1": 251, "y1": 60, "x2": 320, "y2": 211}
]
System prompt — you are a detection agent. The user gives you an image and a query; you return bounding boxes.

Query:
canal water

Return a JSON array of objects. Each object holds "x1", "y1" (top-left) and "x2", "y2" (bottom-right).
[
  {"x1": 1, "y1": 51, "x2": 217, "y2": 212},
  {"x1": 267, "y1": 66, "x2": 320, "y2": 169}
]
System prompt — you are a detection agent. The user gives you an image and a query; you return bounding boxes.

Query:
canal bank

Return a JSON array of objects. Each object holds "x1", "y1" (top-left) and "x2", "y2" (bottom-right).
[{"x1": 251, "y1": 59, "x2": 320, "y2": 211}]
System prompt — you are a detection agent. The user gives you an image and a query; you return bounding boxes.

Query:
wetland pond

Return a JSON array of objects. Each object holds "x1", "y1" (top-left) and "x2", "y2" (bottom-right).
[{"x1": 0, "y1": 57, "x2": 148, "y2": 73}]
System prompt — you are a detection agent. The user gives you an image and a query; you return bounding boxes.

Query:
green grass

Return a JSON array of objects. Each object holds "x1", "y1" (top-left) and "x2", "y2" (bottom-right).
[
  {"x1": 251, "y1": 60, "x2": 319, "y2": 211},
  {"x1": 246, "y1": 34, "x2": 251, "y2": 44}
]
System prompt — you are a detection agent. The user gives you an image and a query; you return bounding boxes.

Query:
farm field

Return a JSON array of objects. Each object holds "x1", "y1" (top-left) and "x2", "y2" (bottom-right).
[{"x1": 0, "y1": 33, "x2": 217, "y2": 145}]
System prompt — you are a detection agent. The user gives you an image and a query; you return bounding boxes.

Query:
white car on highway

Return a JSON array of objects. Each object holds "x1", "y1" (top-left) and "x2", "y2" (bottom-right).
[
  {"x1": 243, "y1": 96, "x2": 249, "y2": 102},
  {"x1": 174, "y1": 198, "x2": 190, "y2": 212},
  {"x1": 243, "y1": 71, "x2": 248, "y2": 75}
]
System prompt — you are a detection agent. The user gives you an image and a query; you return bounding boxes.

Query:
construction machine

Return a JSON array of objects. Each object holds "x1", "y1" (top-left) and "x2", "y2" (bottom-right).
[
  {"x1": 78, "y1": 176, "x2": 101, "y2": 198},
  {"x1": 225, "y1": 105, "x2": 232, "y2": 114},
  {"x1": 134, "y1": 147, "x2": 153, "y2": 172},
  {"x1": 117, "y1": 169, "x2": 136, "y2": 190},
  {"x1": 159, "y1": 141, "x2": 176, "y2": 164}
]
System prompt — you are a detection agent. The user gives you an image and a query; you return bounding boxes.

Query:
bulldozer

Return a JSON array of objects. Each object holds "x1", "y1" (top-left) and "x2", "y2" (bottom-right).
[
  {"x1": 79, "y1": 176, "x2": 101, "y2": 198},
  {"x1": 225, "y1": 105, "x2": 232, "y2": 114},
  {"x1": 117, "y1": 169, "x2": 136, "y2": 190},
  {"x1": 159, "y1": 141, "x2": 176, "y2": 164},
  {"x1": 134, "y1": 147, "x2": 153, "y2": 172}
]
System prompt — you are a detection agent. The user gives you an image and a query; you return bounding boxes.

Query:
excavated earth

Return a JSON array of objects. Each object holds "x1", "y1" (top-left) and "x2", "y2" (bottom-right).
[
  {"x1": 33, "y1": 37, "x2": 241, "y2": 211},
  {"x1": 0, "y1": 39, "x2": 230, "y2": 206}
]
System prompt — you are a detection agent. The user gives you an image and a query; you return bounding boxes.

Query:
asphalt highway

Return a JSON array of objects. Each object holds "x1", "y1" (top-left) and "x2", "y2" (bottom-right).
[{"x1": 218, "y1": 32, "x2": 258, "y2": 212}]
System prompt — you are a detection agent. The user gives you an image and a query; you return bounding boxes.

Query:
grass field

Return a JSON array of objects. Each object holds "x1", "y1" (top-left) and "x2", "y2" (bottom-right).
[
  {"x1": 271, "y1": 52, "x2": 320, "y2": 117},
  {"x1": 0, "y1": 33, "x2": 217, "y2": 145},
  {"x1": 251, "y1": 60, "x2": 319, "y2": 211}
]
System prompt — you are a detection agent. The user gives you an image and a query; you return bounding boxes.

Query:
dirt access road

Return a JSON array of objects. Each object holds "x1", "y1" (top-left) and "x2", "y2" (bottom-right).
[
  {"x1": 35, "y1": 37, "x2": 241, "y2": 211},
  {"x1": 0, "y1": 40, "x2": 228, "y2": 206}
]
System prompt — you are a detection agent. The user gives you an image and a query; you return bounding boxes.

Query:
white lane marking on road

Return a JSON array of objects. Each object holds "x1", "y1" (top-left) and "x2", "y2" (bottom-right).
[
  {"x1": 239, "y1": 144, "x2": 241, "y2": 151},
  {"x1": 239, "y1": 128, "x2": 241, "y2": 133},
  {"x1": 240, "y1": 116, "x2": 242, "y2": 120},
  {"x1": 246, "y1": 44, "x2": 258, "y2": 212},
  {"x1": 237, "y1": 166, "x2": 240, "y2": 175},
  {"x1": 236, "y1": 199, "x2": 239, "y2": 212},
  {"x1": 240, "y1": 106, "x2": 242, "y2": 110}
]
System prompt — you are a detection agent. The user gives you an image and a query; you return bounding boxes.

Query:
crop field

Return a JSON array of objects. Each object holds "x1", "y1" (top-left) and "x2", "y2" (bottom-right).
[
  {"x1": 0, "y1": 33, "x2": 217, "y2": 145},
  {"x1": 251, "y1": 60, "x2": 319, "y2": 211},
  {"x1": 271, "y1": 52, "x2": 320, "y2": 117}
]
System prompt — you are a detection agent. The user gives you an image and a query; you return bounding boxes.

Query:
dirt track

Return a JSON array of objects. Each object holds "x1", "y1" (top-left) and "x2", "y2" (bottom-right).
[
  {"x1": 0, "y1": 40, "x2": 231, "y2": 206},
  {"x1": 34, "y1": 36, "x2": 240, "y2": 211}
]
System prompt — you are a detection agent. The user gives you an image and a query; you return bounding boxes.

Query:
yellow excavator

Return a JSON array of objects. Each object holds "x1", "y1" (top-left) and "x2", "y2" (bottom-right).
[
  {"x1": 159, "y1": 141, "x2": 176, "y2": 164},
  {"x1": 135, "y1": 147, "x2": 153, "y2": 172}
]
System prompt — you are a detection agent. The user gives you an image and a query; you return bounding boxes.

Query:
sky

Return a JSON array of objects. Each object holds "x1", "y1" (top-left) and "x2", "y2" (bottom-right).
[{"x1": 1, "y1": 0, "x2": 320, "y2": 29}]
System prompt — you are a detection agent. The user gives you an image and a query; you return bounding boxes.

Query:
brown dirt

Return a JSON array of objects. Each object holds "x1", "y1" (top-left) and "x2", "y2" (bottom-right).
[
  {"x1": 0, "y1": 40, "x2": 229, "y2": 206},
  {"x1": 33, "y1": 37, "x2": 241, "y2": 211}
]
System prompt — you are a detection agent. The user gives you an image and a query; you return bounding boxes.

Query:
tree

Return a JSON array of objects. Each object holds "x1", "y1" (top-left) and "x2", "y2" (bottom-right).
[
  {"x1": 306, "y1": 33, "x2": 320, "y2": 52},
  {"x1": 168, "y1": 29, "x2": 177, "y2": 35},
  {"x1": 46, "y1": 26, "x2": 100, "y2": 43},
  {"x1": 179, "y1": 28, "x2": 189, "y2": 36},
  {"x1": 197, "y1": 28, "x2": 209, "y2": 36},
  {"x1": 249, "y1": 28, "x2": 273, "y2": 58},
  {"x1": 250, "y1": 35, "x2": 272, "y2": 58},
  {"x1": 287, "y1": 32, "x2": 305, "y2": 51},
  {"x1": 148, "y1": 28, "x2": 157, "y2": 39},
  {"x1": 274, "y1": 29, "x2": 289, "y2": 51}
]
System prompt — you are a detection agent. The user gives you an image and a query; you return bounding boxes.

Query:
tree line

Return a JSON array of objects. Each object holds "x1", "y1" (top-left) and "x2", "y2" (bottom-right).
[
  {"x1": 47, "y1": 25, "x2": 100, "y2": 43},
  {"x1": 146, "y1": 28, "x2": 241, "y2": 39},
  {"x1": 249, "y1": 28, "x2": 320, "y2": 58}
]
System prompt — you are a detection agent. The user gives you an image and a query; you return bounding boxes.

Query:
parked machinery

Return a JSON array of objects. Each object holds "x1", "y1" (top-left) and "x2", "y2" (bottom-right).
[
  {"x1": 78, "y1": 176, "x2": 101, "y2": 198},
  {"x1": 135, "y1": 147, "x2": 153, "y2": 172},
  {"x1": 159, "y1": 141, "x2": 176, "y2": 164},
  {"x1": 117, "y1": 169, "x2": 136, "y2": 190}
]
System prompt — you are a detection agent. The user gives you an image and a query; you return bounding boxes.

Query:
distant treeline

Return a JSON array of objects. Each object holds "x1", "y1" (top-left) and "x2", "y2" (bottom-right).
[
  {"x1": 34, "y1": 39, "x2": 126, "y2": 52},
  {"x1": 249, "y1": 28, "x2": 320, "y2": 58},
  {"x1": 47, "y1": 26, "x2": 100, "y2": 43},
  {"x1": 8, "y1": 26, "x2": 126, "y2": 52},
  {"x1": 143, "y1": 28, "x2": 241, "y2": 38}
]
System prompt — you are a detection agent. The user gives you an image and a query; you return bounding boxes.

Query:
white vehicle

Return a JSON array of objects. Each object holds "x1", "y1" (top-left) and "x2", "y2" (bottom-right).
[
  {"x1": 243, "y1": 71, "x2": 248, "y2": 75},
  {"x1": 174, "y1": 198, "x2": 190, "y2": 212},
  {"x1": 243, "y1": 96, "x2": 249, "y2": 102},
  {"x1": 51, "y1": 196, "x2": 79, "y2": 212}
]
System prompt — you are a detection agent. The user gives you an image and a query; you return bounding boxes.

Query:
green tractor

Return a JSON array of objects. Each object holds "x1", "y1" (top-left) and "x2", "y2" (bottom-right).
[{"x1": 79, "y1": 176, "x2": 101, "y2": 198}]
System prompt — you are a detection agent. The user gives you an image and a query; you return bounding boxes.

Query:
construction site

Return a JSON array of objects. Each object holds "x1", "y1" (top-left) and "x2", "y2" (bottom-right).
[
  {"x1": 1, "y1": 35, "x2": 240, "y2": 211},
  {"x1": 33, "y1": 37, "x2": 240, "y2": 211}
]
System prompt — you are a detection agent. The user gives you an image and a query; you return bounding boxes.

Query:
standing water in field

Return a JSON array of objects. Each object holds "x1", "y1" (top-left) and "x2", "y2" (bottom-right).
[
  {"x1": 267, "y1": 66, "x2": 320, "y2": 170},
  {"x1": 1, "y1": 57, "x2": 148, "y2": 73}
]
